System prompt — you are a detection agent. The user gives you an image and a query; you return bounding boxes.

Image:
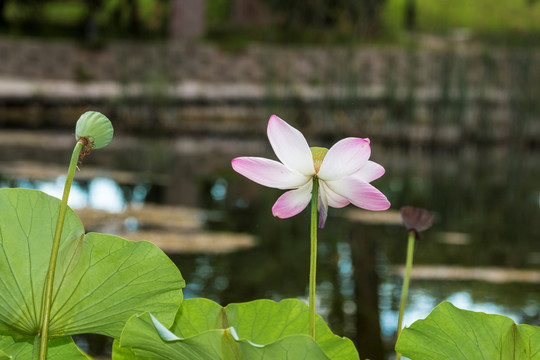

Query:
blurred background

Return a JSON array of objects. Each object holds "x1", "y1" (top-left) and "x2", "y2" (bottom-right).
[{"x1": 0, "y1": 1, "x2": 539, "y2": 359}]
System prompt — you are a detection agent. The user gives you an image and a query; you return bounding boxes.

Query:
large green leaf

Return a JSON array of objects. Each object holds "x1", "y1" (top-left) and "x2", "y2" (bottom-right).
[
  {"x1": 115, "y1": 298, "x2": 359, "y2": 360},
  {"x1": 0, "y1": 188, "x2": 185, "y2": 340},
  {"x1": 0, "y1": 348, "x2": 10, "y2": 360},
  {"x1": 396, "y1": 301, "x2": 540, "y2": 359},
  {"x1": 0, "y1": 334, "x2": 91, "y2": 359},
  {"x1": 112, "y1": 340, "x2": 155, "y2": 360}
]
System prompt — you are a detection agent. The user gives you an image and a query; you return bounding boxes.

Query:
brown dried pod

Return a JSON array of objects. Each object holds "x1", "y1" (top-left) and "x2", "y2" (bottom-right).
[{"x1": 400, "y1": 206, "x2": 434, "y2": 233}]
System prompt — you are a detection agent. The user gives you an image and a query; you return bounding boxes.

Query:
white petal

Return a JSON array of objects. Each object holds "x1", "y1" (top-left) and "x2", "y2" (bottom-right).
[
  {"x1": 326, "y1": 177, "x2": 390, "y2": 211},
  {"x1": 272, "y1": 181, "x2": 313, "y2": 219},
  {"x1": 317, "y1": 137, "x2": 371, "y2": 181},
  {"x1": 350, "y1": 161, "x2": 386, "y2": 183},
  {"x1": 232, "y1": 157, "x2": 310, "y2": 189},
  {"x1": 320, "y1": 180, "x2": 349, "y2": 208},
  {"x1": 267, "y1": 115, "x2": 315, "y2": 176}
]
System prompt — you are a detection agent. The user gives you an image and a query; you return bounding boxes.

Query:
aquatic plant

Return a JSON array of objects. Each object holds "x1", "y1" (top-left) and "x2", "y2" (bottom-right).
[
  {"x1": 394, "y1": 207, "x2": 540, "y2": 359},
  {"x1": 232, "y1": 114, "x2": 389, "y2": 338}
]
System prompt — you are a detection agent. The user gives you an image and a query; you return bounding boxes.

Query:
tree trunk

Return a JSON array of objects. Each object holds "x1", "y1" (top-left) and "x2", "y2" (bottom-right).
[
  {"x1": 127, "y1": 0, "x2": 141, "y2": 35},
  {"x1": 83, "y1": 0, "x2": 102, "y2": 43},
  {"x1": 360, "y1": 0, "x2": 386, "y2": 38},
  {"x1": 170, "y1": 0, "x2": 206, "y2": 41},
  {"x1": 404, "y1": 0, "x2": 417, "y2": 31},
  {"x1": 0, "y1": 0, "x2": 6, "y2": 27}
]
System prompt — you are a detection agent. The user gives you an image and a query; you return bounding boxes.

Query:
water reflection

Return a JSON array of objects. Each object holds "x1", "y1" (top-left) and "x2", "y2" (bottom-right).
[
  {"x1": 380, "y1": 281, "x2": 540, "y2": 333},
  {"x1": 2, "y1": 177, "x2": 128, "y2": 212},
  {"x1": 1, "y1": 141, "x2": 539, "y2": 359}
]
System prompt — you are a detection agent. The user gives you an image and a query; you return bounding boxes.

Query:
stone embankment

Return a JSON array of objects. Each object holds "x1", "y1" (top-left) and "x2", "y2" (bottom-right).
[{"x1": 0, "y1": 38, "x2": 539, "y2": 145}]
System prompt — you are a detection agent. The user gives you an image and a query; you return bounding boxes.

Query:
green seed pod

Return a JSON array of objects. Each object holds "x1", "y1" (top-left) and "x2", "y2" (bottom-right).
[{"x1": 75, "y1": 111, "x2": 114, "y2": 149}]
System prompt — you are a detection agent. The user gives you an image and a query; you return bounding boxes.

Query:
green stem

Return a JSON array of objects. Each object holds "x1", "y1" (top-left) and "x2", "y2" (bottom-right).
[
  {"x1": 32, "y1": 335, "x2": 40, "y2": 360},
  {"x1": 38, "y1": 141, "x2": 85, "y2": 360},
  {"x1": 309, "y1": 178, "x2": 319, "y2": 338},
  {"x1": 396, "y1": 230, "x2": 416, "y2": 360}
]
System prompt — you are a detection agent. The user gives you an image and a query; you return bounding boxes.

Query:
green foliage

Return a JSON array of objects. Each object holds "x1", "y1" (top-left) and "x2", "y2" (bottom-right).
[
  {"x1": 0, "y1": 335, "x2": 90, "y2": 359},
  {"x1": 384, "y1": 0, "x2": 540, "y2": 44},
  {"x1": 396, "y1": 301, "x2": 540, "y2": 359},
  {"x1": 0, "y1": 188, "x2": 185, "y2": 353},
  {"x1": 207, "y1": 0, "x2": 232, "y2": 25},
  {"x1": 114, "y1": 298, "x2": 360, "y2": 360},
  {"x1": 261, "y1": 0, "x2": 364, "y2": 28},
  {"x1": 2, "y1": 0, "x2": 169, "y2": 39}
]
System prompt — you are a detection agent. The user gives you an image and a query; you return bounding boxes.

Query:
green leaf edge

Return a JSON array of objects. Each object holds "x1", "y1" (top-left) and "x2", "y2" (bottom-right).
[
  {"x1": 117, "y1": 312, "x2": 331, "y2": 360},
  {"x1": 0, "y1": 333, "x2": 93, "y2": 360},
  {"x1": 396, "y1": 300, "x2": 540, "y2": 360},
  {"x1": 116, "y1": 298, "x2": 359, "y2": 360}
]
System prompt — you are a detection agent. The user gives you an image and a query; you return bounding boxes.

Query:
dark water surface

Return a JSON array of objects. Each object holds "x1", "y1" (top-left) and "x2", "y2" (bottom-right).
[{"x1": 1, "y1": 133, "x2": 539, "y2": 359}]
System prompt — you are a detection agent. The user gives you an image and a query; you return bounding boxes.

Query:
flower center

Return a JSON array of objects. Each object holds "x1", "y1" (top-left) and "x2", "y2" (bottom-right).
[{"x1": 310, "y1": 147, "x2": 328, "y2": 174}]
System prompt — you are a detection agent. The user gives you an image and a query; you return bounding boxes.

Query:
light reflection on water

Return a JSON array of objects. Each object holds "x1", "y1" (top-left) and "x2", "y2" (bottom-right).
[
  {"x1": 3, "y1": 177, "x2": 129, "y2": 212},
  {"x1": 382, "y1": 281, "x2": 540, "y2": 329}
]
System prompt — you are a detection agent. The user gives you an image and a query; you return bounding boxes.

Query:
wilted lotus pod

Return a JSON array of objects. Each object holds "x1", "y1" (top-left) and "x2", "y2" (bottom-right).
[
  {"x1": 400, "y1": 206, "x2": 434, "y2": 233},
  {"x1": 75, "y1": 111, "x2": 114, "y2": 149}
]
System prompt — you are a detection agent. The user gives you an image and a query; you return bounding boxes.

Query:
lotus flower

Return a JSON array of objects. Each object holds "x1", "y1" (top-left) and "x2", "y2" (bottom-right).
[{"x1": 232, "y1": 115, "x2": 390, "y2": 227}]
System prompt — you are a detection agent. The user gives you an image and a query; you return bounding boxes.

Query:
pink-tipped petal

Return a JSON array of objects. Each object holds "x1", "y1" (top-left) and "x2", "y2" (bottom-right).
[
  {"x1": 317, "y1": 137, "x2": 371, "y2": 181},
  {"x1": 267, "y1": 115, "x2": 315, "y2": 176},
  {"x1": 350, "y1": 160, "x2": 386, "y2": 183},
  {"x1": 232, "y1": 157, "x2": 310, "y2": 189},
  {"x1": 320, "y1": 180, "x2": 349, "y2": 208},
  {"x1": 272, "y1": 181, "x2": 313, "y2": 219},
  {"x1": 326, "y1": 178, "x2": 390, "y2": 211}
]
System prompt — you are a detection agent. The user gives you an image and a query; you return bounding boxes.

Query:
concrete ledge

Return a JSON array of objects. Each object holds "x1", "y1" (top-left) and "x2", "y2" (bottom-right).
[{"x1": 0, "y1": 77, "x2": 515, "y2": 103}]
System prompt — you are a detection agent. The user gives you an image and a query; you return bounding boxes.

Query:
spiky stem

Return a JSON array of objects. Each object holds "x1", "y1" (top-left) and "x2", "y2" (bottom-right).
[{"x1": 38, "y1": 140, "x2": 85, "y2": 359}]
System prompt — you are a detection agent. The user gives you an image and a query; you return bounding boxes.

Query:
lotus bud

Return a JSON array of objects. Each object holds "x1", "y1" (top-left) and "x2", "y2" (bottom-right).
[{"x1": 75, "y1": 111, "x2": 114, "y2": 149}]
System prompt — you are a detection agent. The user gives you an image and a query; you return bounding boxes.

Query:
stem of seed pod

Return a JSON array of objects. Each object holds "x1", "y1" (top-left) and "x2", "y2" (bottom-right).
[
  {"x1": 38, "y1": 140, "x2": 85, "y2": 360},
  {"x1": 396, "y1": 230, "x2": 416, "y2": 360},
  {"x1": 309, "y1": 178, "x2": 319, "y2": 338}
]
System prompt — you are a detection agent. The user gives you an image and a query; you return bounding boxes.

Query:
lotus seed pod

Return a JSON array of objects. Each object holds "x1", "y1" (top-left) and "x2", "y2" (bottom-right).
[
  {"x1": 310, "y1": 146, "x2": 328, "y2": 173},
  {"x1": 75, "y1": 111, "x2": 114, "y2": 149},
  {"x1": 400, "y1": 206, "x2": 434, "y2": 233}
]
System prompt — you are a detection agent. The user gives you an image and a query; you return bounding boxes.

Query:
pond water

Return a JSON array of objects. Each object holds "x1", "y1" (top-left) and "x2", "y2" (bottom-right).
[{"x1": 1, "y1": 132, "x2": 539, "y2": 359}]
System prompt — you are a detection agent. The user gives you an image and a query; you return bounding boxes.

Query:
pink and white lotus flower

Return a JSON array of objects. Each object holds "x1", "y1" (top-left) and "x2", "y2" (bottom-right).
[{"x1": 232, "y1": 115, "x2": 390, "y2": 227}]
